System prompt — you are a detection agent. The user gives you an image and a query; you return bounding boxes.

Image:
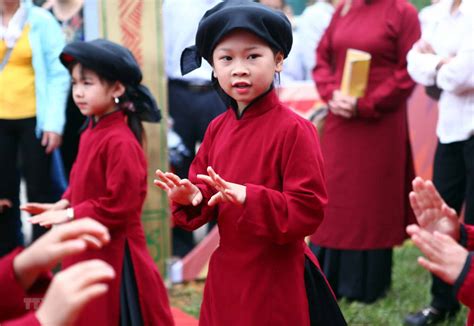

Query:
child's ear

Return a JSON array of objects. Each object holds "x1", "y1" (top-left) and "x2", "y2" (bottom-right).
[
  {"x1": 275, "y1": 52, "x2": 284, "y2": 73},
  {"x1": 212, "y1": 70, "x2": 217, "y2": 78},
  {"x1": 113, "y1": 82, "x2": 126, "y2": 98}
]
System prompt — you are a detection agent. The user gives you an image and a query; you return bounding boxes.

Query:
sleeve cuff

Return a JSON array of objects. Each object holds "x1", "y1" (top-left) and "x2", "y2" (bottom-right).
[
  {"x1": 355, "y1": 97, "x2": 380, "y2": 119},
  {"x1": 453, "y1": 252, "x2": 473, "y2": 296}
]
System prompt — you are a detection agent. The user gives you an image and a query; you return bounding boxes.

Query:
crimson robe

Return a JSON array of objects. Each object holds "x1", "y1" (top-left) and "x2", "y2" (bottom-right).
[
  {"x1": 173, "y1": 90, "x2": 329, "y2": 325},
  {"x1": 311, "y1": 0, "x2": 420, "y2": 249},
  {"x1": 457, "y1": 225, "x2": 474, "y2": 325},
  {"x1": 0, "y1": 248, "x2": 45, "y2": 326},
  {"x1": 62, "y1": 110, "x2": 173, "y2": 325}
]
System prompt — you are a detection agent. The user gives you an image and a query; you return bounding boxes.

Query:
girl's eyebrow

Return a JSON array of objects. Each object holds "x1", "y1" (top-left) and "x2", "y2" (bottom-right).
[{"x1": 216, "y1": 45, "x2": 262, "y2": 52}]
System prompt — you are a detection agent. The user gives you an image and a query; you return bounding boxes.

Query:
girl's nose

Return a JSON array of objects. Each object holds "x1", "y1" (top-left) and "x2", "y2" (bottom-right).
[{"x1": 231, "y1": 61, "x2": 249, "y2": 76}]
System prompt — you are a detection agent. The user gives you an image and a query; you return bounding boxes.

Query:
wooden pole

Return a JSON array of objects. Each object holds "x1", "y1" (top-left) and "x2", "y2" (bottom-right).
[{"x1": 99, "y1": 0, "x2": 170, "y2": 273}]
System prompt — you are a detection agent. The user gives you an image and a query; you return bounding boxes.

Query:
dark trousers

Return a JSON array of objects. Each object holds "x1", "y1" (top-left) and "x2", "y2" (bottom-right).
[
  {"x1": 430, "y1": 136, "x2": 474, "y2": 312},
  {"x1": 168, "y1": 79, "x2": 226, "y2": 257},
  {"x1": 0, "y1": 118, "x2": 56, "y2": 256}
]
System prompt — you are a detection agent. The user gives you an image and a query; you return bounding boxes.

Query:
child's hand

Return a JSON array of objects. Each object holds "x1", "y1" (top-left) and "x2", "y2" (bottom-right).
[
  {"x1": 29, "y1": 209, "x2": 70, "y2": 227},
  {"x1": 14, "y1": 218, "x2": 110, "y2": 291},
  {"x1": 0, "y1": 199, "x2": 12, "y2": 213},
  {"x1": 154, "y1": 170, "x2": 203, "y2": 206},
  {"x1": 409, "y1": 226, "x2": 468, "y2": 285},
  {"x1": 197, "y1": 166, "x2": 246, "y2": 206},
  {"x1": 36, "y1": 259, "x2": 115, "y2": 326},
  {"x1": 21, "y1": 199, "x2": 70, "y2": 215}
]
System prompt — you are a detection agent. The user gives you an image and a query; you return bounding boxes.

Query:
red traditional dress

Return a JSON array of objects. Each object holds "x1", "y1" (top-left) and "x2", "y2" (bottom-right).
[
  {"x1": 173, "y1": 89, "x2": 345, "y2": 325},
  {"x1": 310, "y1": 0, "x2": 420, "y2": 302},
  {"x1": 456, "y1": 224, "x2": 474, "y2": 326},
  {"x1": 61, "y1": 110, "x2": 173, "y2": 325},
  {"x1": 0, "y1": 248, "x2": 45, "y2": 326}
]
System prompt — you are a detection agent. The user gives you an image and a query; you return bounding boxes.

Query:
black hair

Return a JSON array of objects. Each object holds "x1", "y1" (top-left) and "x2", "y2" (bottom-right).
[{"x1": 67, "y1": 61, "x2": 144, "y2": 145}]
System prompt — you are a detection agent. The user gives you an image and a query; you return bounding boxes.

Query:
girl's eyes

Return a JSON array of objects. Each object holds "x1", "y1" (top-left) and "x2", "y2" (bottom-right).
[{"x1": 219, "y1": 54, "x2": 260, "y2": 61}]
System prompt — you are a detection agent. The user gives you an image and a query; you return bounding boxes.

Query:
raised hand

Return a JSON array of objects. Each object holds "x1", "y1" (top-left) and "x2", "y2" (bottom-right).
[
  {"x1": 154, "y1": 170, "x2": 203, "y2": 206},
  {"x1": 21, "y1": 199, "x2": 70, "y2": 215},
  {"x1": 407, "y1": 225, "x2": 468, "y2": 285},
  {"x1": 14, "y1": 218, "x2": 110, "y2": 291},
  {"x1": 408, "y1": 177, "x2": 460, "y2": 241},
  {"x1": 36, "y1": 259, "x2": 115, "y2": 326},
  {"x1": 29, "y1": 209, "x2": 70, "y2": 227},
  {"x1": 197, "y1": 166, "x2": 246, "y2": 206}
]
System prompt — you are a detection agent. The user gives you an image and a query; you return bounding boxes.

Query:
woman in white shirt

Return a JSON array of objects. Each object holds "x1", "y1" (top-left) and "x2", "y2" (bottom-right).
[{"x1": 406, "y1": 1, "x2": 474, "y2": 324}]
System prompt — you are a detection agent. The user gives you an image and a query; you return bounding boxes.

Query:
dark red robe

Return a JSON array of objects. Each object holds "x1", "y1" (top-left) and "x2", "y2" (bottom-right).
[
  {"x1": 311, "y1": 0, "x2": 420, "y2": 249},
  {"x1": 62, "y1": 110, "x2": 173, "y2": 325},
  {"x1": 457, "y1": 225, "x2": 474, "y2": 325},
  {"x1": 0, "y1": 248, "x2": 43, "y2": 326},
  {"x1": 173, "y1": 90, "x2": 329, "y2": 325}
]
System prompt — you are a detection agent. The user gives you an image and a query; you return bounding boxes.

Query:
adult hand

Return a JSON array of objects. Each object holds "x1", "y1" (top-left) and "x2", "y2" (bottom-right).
[
  {"x1": 408, "y1": 225, "x2": 468, "y2": 284},
  {"x1": 21, "y1": 199, "x2": 70, "y2": 215},
  {"x1": 0, "y1": 199, "x2": 12, "y2": 213},
  {"x1": 36, "y1": 259, "x2": 115, "y2": 326},
  {"x1": 41, "y1": 132, "x2": 62, "y2": 154},
  {"x1": 197, "y1": 166, "x2": 246, "y2": 206},
  {"x1": 415, "y1": 39, "x2": 436, "y2": 54},
  {"x1": 408, "y1": 176, "x2": 460, "y2": 241},
  {"x1": 29, "y1": 209, "x2": 70, "y2": 227},
  {"x1": 154, "y1": 169, "x2": 203, "y2": 206},
  {"x1": 329, "y1": 90, "x2": 357, "y2": 119},
  {"x1": 13, "y1": 218, "x2": 110, "y2": 291}
]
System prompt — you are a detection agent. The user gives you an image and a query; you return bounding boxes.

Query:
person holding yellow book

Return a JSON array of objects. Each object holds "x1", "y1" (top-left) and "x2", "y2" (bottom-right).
[{"x1": 310, "y1": 0, "x2": 420, "y2": 303}]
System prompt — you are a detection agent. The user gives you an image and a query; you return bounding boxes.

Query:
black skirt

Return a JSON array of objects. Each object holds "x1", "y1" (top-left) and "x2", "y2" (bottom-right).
[
  {"x1": 310, "y1": 243, "x2": 392, "y2": 303},
  {"x1": 305, "y1": 254, "x2": 347, "y2": 325},
  {"x1": 120, "y1": 242, "x2": 144, "y2": 326}
]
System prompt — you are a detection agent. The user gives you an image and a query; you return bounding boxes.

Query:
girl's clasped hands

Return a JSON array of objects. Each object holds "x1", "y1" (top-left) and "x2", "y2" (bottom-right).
[{"x1": 155, "y1": 166, "x2": 246, "y2": 207}]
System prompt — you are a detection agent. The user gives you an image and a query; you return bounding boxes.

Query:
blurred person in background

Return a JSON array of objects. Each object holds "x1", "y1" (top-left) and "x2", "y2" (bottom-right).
[
  {"x1": 405, "y1": 0, "x2": 474, "y2": 324},
  {"x1": 43, "y1": 0, "x2": 86, "y2": 182},
  {"x1": 163, "y1": 0, "x2": 227, "y2": 257},
  {"x1": 0, "y1": 0, "x2": 69, "y2": 255},
  {"x1": 310, "y1": 0, "x2": 420, "y2": 304}
]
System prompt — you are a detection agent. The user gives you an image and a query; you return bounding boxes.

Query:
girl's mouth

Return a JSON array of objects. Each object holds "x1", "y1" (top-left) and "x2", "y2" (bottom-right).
[{"x1": 232, "y1": 81, "x2": 251, "y2": 94}]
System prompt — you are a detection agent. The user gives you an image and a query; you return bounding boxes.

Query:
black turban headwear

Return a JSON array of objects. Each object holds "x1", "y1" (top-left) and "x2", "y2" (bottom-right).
[
  {"x1": 181, "y1": 0, "x2": 293, "y2": 75},
  {"x1": 60, "y1": 39, "x2": 161, "y2": 123}
]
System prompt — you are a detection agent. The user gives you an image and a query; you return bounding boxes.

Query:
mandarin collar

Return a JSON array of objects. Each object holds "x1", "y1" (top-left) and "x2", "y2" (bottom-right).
[
  {"x1": 230, "y1": 87, "x2": 280, "y2": 120},
  {"x1": 88, "y1": 109, "x2": 125, "y2": 130}
]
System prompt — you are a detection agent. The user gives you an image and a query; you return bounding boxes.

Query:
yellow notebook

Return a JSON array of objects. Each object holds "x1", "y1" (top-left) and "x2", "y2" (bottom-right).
[{"x1": 340, "y1": 49, "x2": 371, "y2": 98}]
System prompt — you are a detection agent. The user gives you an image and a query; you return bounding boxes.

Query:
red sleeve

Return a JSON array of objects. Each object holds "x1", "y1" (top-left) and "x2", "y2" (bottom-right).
[
  {"x1": 356, "y1": 4, "x2": 420, "y2": 118},
  {"x1": 172, "y1": 123, "x2": 218, "y2": 231},
  {"x1": 455, "y1": 253, "x2": 474, "y2": 310},
  {"x1": 464, "y1": 224, "x2": 474, "y2": 251},
  {"x1": 2, "y1": 313, "x2": 42, "y2": 326},
  {"x1": 236, "y1": 121, "x2": 328, "y2": 244},
  {"x1": 0, "y1": 248, "x2": 29, "y2": 321},
  {"x1": 0, "y1": 249, "x2": 49, "y2": 322},
  {"x1": 312, "y1": 8, "x2": 341, "y2": 103},
  {"x1": 72, "y1": 139, "x2": 147, "y2": 230}
]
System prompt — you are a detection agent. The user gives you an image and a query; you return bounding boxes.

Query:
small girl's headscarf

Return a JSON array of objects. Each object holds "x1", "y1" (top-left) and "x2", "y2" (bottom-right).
[
  {"x1": 181, "y1": 0, "x2": 293, "y2": 75},
  {"x1": 60, "y1": 39, "x2": 161, "y2": 123}
]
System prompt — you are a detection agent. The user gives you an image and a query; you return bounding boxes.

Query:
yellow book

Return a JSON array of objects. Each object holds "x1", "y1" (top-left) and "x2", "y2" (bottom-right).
[{"x1": 340, "y1": 49, "x2": 371, "y2": 98}]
